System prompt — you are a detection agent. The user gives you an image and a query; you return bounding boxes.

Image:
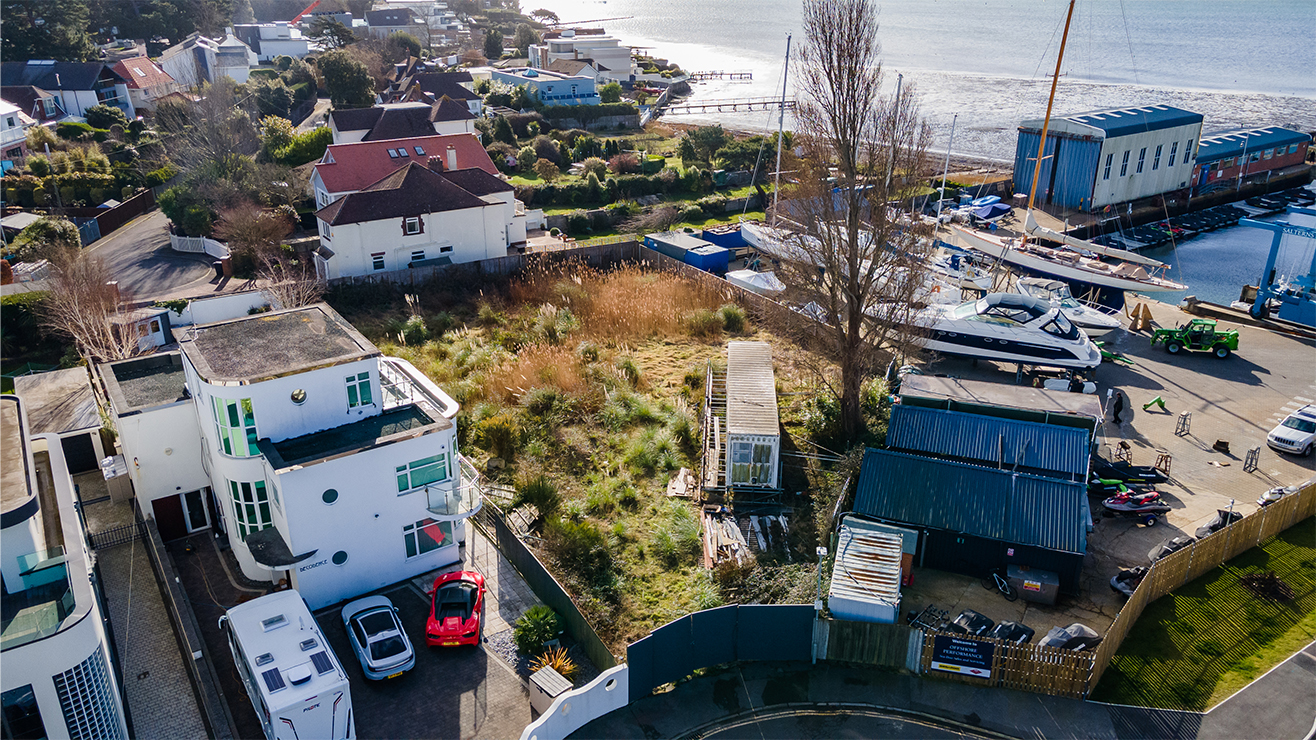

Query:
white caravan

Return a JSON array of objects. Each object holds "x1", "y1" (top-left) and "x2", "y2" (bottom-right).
[{"x1": 219, "y1": 590, "x2": 355, "y2": 740}]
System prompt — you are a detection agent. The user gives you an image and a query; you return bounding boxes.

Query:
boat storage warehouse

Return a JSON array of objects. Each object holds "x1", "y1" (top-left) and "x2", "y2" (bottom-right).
[{"x1": 1013, "y1": 105, "x2": 1203, "y2": 211}]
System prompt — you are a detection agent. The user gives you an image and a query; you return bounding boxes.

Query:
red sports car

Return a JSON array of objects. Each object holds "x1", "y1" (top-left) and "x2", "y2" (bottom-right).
[{"x1": 426, "y1": 570, "x2": 485, "y2": 647}]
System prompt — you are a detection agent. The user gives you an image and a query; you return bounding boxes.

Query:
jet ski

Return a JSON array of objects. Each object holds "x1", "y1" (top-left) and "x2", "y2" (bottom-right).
[
  {"x1": 1090, "y1": 457, "x2": 1169, "y2": 485},
  {"x1": 1110, "y1": 566, "x2": 1148, "y2": 597},
  {"x1": 988, "y1": 621, "x2": 1036, "y2": 645},
  {"x1": 950, "y1": 609, "x2": 995, "y2": 636},
  {"x1": 1102, "y1": 490, "x2": 1172, "y2": 525},
  {"x1": 1038, "y1": 623, "x2": 1102, "y2": 652},
  {"x1": 1148, "y1": 536, "x2": 1195, "y2": 563},
  {"x1": 1195, "y1": 509, "x2": 1243, "y2": 538},
  {"x1": 1258, "y1": 485, "x2": 1298, "y2": 507},
  {"x1": 1089, "y1": 475, "x2": 1156, "y2": 497}
]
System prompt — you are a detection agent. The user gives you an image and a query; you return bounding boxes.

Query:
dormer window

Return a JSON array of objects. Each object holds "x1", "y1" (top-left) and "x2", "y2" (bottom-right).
[{"x1": 404, "y1": 217, "x2": 421, "y2": 235}]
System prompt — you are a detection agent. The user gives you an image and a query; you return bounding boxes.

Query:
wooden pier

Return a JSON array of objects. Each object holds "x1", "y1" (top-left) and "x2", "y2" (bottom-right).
[
  {"x1": 688, "y1": 70, "x2": 754, "y2": 81},
  {"x1": 664, "y1": 97, "x2": 795, "y2": 115}
]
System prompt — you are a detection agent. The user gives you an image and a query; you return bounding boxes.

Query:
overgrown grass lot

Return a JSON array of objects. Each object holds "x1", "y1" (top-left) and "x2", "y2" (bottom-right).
[
  {"x1": 329, "y1": 263, "x2": 875, "y2": 650},
  {"x1": 1092, "y1": 518, "x2": 1316, "y2": 710}
]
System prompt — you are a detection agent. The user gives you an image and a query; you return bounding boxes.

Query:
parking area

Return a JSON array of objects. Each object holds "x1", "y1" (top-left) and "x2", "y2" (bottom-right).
[
  {"x1": 910, "y1": 296, "x2": 1316, "y2": 637},
  {"x1": 174, "y1": 534, "x2": 532, "y2": 740},
  {"x1": 313, "y1": 584, "x2": 530, "y2": 740}
]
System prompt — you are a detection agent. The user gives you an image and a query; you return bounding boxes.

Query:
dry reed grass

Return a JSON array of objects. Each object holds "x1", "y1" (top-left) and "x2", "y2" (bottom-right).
[
  {"x1": 507, "y1": 262, "x2": 729, "y2": 343},
  {"x1": 484, "y1": 343, "x2": 584, "y2": 403}
]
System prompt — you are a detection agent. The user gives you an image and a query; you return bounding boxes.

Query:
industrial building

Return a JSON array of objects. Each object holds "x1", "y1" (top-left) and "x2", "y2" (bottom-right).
[
  {"x1": 852, "y1": 401, "x2": 1094, "y2": 595},
  {"x1": 1190, "y1": 127, "x2": 1312, "y2": 191},
  {"x1": 1013, "y1": 105, "x2": 1203, "y2": 212}
]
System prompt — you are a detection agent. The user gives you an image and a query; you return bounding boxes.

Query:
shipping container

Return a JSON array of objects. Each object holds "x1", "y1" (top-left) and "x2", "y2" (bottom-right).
[
  {"x1": 643, "y1": 230, "x2": 712, "y2": 261},
  {"x1": 683, "y1": 244, "x2": 730, "y2": 274},
  {"x1": 829, "y1": 523, "x2": 903, "y2": 624}
]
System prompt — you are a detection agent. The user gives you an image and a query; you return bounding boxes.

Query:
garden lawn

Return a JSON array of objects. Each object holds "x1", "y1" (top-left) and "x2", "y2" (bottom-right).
[{"x1": 1091, "y1": 518, "x2": 1316, "y2": 711}]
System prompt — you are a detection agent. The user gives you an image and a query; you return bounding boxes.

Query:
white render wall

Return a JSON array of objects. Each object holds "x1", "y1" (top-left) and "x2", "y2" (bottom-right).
[
  {"x1": 115, "y1": 401, "x2": 210, "y2": 509},
  {"x1": 1090, "y1": 122, "x2": 1202, "y2": 209},
  {"x1": 270, "y1": 428, "x2": 462, "y2": 609},
  {"x1": 319, "y1": 203, "x2": 511, "y2": 278}
]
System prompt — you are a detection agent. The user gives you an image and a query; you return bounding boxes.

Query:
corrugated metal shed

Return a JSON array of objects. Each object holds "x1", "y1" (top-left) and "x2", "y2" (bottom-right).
[
  {"x1": 1196, "y1": 127, "x2": 1311, "y2": 165},
  {"x1": 886, "y1": 405, "x2": 1090, "y2": 481},
  {"x1": 829, "y1": 525, "x2": 902, "y2": 621},
  {"x1": 854, "y1": 448, "x2": 1087, "y2": 554},
  {"x1": 898, "y1": 375, "x2": 1103, "y2": 433},
  {"x1": 1012, "y1": 130, "x2": 1104, "y2": 210},
  {"x1": 726, "y1": 341, "x2": 778, "y2": 436},
  {"x1": 1021, "y1": 105, "x2": 1203, "y2": 139}
]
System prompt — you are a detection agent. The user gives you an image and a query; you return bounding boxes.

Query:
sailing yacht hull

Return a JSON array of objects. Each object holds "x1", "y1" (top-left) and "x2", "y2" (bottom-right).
[{"x1": 950, "y1": 226, "x2": 1185, "y2": 293}]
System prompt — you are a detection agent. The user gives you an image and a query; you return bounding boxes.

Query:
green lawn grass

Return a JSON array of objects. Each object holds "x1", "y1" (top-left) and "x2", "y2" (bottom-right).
[{"x1": 1091, "y1": 518, "x2": 1316, "y2": 710}]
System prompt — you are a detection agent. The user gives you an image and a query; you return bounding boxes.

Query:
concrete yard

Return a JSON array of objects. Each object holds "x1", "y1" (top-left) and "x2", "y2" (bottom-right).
[{"x1": 903, "y1": 295, "x2": 1316, "y2": 638}]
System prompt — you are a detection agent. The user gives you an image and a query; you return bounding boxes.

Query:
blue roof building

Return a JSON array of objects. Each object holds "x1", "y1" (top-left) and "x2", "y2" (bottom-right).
[
  {"x1": 886, "y1": 404, "x2": 1091, "y2": 481},
  {"x1": 1013, "y1": 104, "x2": 1204, "y2": 212}
]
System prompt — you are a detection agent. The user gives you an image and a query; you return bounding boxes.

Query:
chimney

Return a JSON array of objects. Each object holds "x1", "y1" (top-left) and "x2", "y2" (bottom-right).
[
  {"x1": 446, "y1": 145, "x2": 457, "y2": 171},
  {"x1": 427, "y1": 155, "x2": 445, "y2": 172}
]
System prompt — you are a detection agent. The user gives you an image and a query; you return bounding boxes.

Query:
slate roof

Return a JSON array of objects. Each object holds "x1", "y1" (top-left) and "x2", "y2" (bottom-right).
[
  {"x1": 111, "y1": 56, "x2": 176, "y2": 90},
  {"x1": 314, "y1": 133, "x2": 496, "y2": 193},
  {"x1": 408, "y1": 73, "x2": 480, "y2": 101},
  {"x1": 366, "y1": 9, "x2": 419, "y2": 26},
  {"x1": 430, "y1": 95, "x2": 474, "y2": 122},
  {"x1": 361, "y1": 105, "x2": 440, "y2": 141},
  {"x1": 436, "y1": 166, "x2": 513, "y2": 195},
  {"x1": 0, "y1": 86, "x2": 60, "y2": 121},
  {"x1": 854, "y1": 448, "x2": 1087, "y2": 554},
  {"x1": 329, "y1": 106, "x2": 383, "y2": 132},
  {"x1": 0, "y1": 61, "x2": 119, "y2": 91},
  {"x1": 315, "y1": 163, "x2": 494, "y2": 226}
]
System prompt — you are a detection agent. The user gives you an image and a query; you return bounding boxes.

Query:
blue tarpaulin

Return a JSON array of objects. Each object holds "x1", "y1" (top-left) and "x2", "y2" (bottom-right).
[{"x1": 974, "y1": 203, "x2": 1012, "y2": 220}]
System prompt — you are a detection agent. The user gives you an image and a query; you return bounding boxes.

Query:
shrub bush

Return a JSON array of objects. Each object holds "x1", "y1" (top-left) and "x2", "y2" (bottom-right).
[
  {"x1": 566, "y1": 210, "x2": 590, "y2": 235},
  {"x1": 651, "y1": 501, "x2": 701, "y2": 566},
  {"x1": 684, "y1": 308, "x2": 723, "y2": 337},
  {"x1": 513, "y1": 474, "x2": 560, "y2": 516},
  {"x1": 474, "y1": 412, "x2": 520, "y2": 458},
  {"x1": 718, "y1": 303, "x2": 746, "y2": 333},
  {"x1": 56, "y1": 122, "x2": 98, "y2": 140},
  {"x1": 144, "y1": 163, "x2": 179, "y2": 187},
  {"x1": 543, "y1": 517, "x2": 613, "y2": 585},
  {"x1": 513, "y1": 605, "x2": 561, "y2": 655}
]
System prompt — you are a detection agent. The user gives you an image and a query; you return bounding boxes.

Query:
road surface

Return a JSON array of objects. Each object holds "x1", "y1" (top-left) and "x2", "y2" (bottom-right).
[{"x1": 86, "y1": 210, "x2": 215, "y2": 301}]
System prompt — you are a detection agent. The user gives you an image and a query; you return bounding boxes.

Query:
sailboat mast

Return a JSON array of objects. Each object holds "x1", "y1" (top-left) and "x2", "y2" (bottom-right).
[
  {"x1": 1023, "y1": 0, "x2": 1077, "y2": 234},
  {"x1": 937, "y1": 113, "x2": 957, "y2": 222},
  {"x1": 771, "y1": 33, "x2": 791, "y2": 227}
]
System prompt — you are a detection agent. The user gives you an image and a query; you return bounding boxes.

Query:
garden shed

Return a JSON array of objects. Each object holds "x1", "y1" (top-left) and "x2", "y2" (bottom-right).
[
  {"x1": 724, "y1": 341, "x2": 780, "y2": 490},
  {"x1": 829, "y1": 519, "x2": 903, "y2": 624}
]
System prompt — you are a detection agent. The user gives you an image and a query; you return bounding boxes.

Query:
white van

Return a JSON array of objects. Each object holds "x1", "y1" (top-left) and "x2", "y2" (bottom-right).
[{"x1": 219, "y1": 590, "x2": 355, "y2": 740}]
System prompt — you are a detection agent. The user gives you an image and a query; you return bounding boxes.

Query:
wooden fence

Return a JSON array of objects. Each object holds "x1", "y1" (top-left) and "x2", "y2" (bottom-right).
[
  {"x1": 916, "y1": 629, "x2": 1096, "y2": 699},
  {"x1": 823, "y1": 618, "x2": 920, "y2": 671},
  {"x1": 1087, "y1": 478, "x2": 1316, "y2": 690}
]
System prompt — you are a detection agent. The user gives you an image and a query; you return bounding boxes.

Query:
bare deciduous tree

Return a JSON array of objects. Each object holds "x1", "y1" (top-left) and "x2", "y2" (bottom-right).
[
  {"x1": 258, "y1": 251, "x2": 326, "y2": 310},
  {"x1": 161, "y1": 79, "x2": 261, "y2": 172},
  {"x1": 764, "y1": 0, "x2": 934, "y2": 440},
  {"x1": 213, "y1": 203, "x2": 294, "y2": 262},
  {"x1": 39, "y1": 249, "x2": 143, "y2": 362}
]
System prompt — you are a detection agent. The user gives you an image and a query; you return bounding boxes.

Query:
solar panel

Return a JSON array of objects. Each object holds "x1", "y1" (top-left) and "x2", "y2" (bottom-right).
[
  {"x1": 261, "y1": 668, "x2": 286, "y2": 692},
  {"x1": 310, "y1": 651, "x2": 334, "y2": 675}
]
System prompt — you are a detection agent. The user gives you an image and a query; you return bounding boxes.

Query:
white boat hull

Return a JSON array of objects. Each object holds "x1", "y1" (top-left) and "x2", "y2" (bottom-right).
[{"x1": 950, "y1": 226, "x2": 1186, "y2": 293}]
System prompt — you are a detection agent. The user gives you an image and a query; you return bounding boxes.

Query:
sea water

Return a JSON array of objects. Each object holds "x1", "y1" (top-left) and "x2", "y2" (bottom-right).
[{"x1": 535, "y1": 0, "x2": 1315, "y2": 159}]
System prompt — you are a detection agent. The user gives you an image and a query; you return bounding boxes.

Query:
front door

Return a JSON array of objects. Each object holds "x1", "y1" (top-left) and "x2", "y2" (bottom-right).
[
  {"x1": 152, "y1": 494, "x2": 188, "y2": 541},
  {"x1": 182, "y1": 488, "x2": 211, "y2": 533}
]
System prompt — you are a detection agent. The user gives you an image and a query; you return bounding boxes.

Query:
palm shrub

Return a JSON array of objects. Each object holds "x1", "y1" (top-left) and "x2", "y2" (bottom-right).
[
  {"x1": 513, "y1": 605, "x2": 561, "y2": 655},
  {"x1": 530, "y1": 645, "x2": 577, "y2": 679},
  {"x1": 513, "y1": 474, "x2": 560, "y2": 516}
]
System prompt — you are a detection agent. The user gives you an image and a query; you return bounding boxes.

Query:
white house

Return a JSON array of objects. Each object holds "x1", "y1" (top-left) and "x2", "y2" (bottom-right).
[
  {"x1": 159, "y1": 29, "x2": 258, "y2": 87},
  {"x1": 1, "y1": 395, "x2": 130, "y2": 740},
  {"x1": 109, "y1": 56, "x2": 181, "y2": 113},
  {"x1": 529, "y1": 28, "x2": 636, "y2": 82},
  {"x1": 310, "y1": 131, "x2": 496, "y2": 207},
  {"x1": 233, "y1": 22, "x2": 312, "y2": 62},
  {"x1": 314, "y1": 161, "x2": 526, "y2": 278},
  {"x1": 0, "y1": 60, "x2": 134, "y2": 118},
  {"x1": 327, "y1": 101, "x2": 476, "y2": 144},
  {"x1": 365, "y1": 8, "x2": 428, "y2": 42},
  {"x1": 96, "y1": 304, "x2": 485, "y2": 610},
  {"x1": 1, "y1": 99, "x2": 33, "y2": 167}
]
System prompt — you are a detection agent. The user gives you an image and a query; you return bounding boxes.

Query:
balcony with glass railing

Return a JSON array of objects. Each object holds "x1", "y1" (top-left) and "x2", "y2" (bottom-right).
[
  {"x1": 381, "y1": 357, "x2": 459, "y2": 420},
  {"x1": 0, "y1": 547, "x2": 76, "y2": 650},
  {"x1": 424, "y1": 454, "x2": 485, "y2": 520}
]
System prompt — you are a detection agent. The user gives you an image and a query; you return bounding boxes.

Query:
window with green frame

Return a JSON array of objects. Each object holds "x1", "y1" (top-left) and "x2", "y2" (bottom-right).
[
  {"x1": 346, "y1": 371, "x2": 372, "y2": 408},
  {"x1": 403, "y1": 518, "x2": 453, "y2": 559},
  {"x1": 212, "y1": 397, "x2": 258, "y2": 457},
  {"x1": 396, "y1": 452, "x2": 450, "y2": 493},
  {"x1": 228, "y1": 480, "x2": 272, "y2": 540}
]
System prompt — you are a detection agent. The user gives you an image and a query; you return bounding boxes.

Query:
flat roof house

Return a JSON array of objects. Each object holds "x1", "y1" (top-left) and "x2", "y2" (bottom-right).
[
  {"x1": 95, "y1": 304, "x2": 485, "y2": 610},
  {"x1": 489, "y1": 67, "x2": 600, "y2": 106}
]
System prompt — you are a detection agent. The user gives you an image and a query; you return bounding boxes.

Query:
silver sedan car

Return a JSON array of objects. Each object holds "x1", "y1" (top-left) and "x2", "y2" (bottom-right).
[{"x1": 340, "y1": 595, "x2": 415, "y2": 680}]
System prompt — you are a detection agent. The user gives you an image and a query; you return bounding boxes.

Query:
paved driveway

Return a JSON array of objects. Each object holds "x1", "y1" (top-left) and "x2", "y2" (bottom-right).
[
  {"x1": 86, "y1": 210, "x2": 215, "y2": 301},
  {"x1": 315, "y1": 584, "x2": 531, "y2": 740}
]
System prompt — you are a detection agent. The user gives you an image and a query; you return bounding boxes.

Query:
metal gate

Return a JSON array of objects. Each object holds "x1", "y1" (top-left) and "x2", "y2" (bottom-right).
[{"x1": 88, "y1": 520, "x2": 147, "y2": 550}]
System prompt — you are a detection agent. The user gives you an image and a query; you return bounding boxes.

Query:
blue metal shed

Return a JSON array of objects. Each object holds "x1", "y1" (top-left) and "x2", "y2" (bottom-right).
[
  {"x1": 886, "y1": 405, "x2": 1091, "y2": 481},
  {"x1": 1012, "y1": 131, "x2": 1103, "y2": 211},
  {"x1": 683, "y1": 245, "x2": 730, "y2": 275}
]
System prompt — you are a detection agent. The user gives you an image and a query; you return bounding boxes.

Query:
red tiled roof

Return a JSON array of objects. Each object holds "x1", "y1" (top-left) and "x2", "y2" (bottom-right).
[
  {"x1": 314, "y1": 133, "x2": 497, "y2": 195},
  {"x1": 111, "y1": 56, "x2": 176, "y2": 91}
]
